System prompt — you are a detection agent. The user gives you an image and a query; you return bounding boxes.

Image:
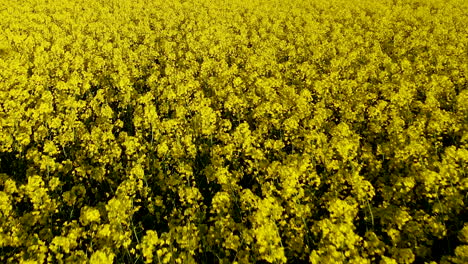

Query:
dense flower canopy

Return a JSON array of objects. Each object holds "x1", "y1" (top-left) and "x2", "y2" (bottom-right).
[{"x1": 0, "y1": 0, "x2": 467, "y2": 263}]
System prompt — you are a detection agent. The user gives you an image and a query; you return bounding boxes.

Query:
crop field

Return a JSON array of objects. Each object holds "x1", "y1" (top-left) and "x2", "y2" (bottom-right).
[{"x1": 0, "y1": 0, "x2": 467, "y2": 263}]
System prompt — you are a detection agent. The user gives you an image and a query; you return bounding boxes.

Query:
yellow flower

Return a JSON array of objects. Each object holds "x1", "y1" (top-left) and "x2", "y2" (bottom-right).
[{"x1": 79, "y1": 206, "x2": 101, "y2": 226}]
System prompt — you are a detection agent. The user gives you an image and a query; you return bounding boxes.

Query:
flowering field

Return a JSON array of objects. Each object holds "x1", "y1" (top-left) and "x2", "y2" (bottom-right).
[{"x1": 0, "y1": 0, "x2": 467, "y2": 263}]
